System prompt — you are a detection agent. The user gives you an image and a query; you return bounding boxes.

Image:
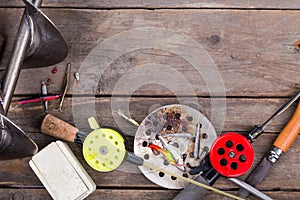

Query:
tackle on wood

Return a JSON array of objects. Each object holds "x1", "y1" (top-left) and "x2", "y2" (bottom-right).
[
  {"x1": 74, "y1": 72, "x2": 80, "y2": 83},
  {"x1": 148, "y1": 143, "x2": 183, "y2": 167},
  {"x1": 56, "y1": 63, "x2": 71, "y2": 112},
  {"x1": 116, "y1": 109, "x2": 140, "y2": 127},
  {"x1": 46, "y1": 77, "x2": 53, "y2": 84},
  {"x1": 17, "y1": 95, "x2": 61, "y2": 105},
  {"x1": 51, "y1": 66, "x2": 58, "y2": 74},
  {"x1": 41, "y1": 81, "x2": 48, "y2": 111}
]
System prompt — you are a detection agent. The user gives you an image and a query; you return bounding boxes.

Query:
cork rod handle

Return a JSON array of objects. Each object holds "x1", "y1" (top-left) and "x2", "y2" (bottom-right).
[
  {"x1": 41, "y1": 114, "x2": 79, "y2": 142},
  {"x1": 273, "y1": 102, "x2": 300, "y2": 152}
]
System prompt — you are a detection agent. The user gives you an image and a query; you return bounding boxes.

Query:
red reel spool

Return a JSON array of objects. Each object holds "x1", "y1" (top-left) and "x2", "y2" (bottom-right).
[{"x1": 209, "y1": 132, "x2": 254, "y2": 177}]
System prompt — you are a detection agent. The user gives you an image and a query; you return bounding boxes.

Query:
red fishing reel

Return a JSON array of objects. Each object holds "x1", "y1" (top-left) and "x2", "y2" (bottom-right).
[{"x1": 209, "y1": 132, "x2": 254, "y2": 177}]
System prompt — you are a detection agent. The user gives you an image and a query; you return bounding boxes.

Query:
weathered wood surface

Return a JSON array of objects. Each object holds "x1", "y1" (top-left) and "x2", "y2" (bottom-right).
[
  {"x1": 2, "y1": 93, "x2": 300, "y2": 199},
  {"x1": 0, "y1": 9, "x2": 299, "y2": 96},
  {"x1": 6, "y1": 97, "x2": 298, "y2": 134},
  {"x1": 1, "y1": 0, "x2": 300, "y2": 9},
  {"x1": 0, "y1": 2, "x2": 300, "y2": 200},
  {"x1": 1, "y1": 133, "x2": 300, "y2": 189},
  {"x1": 0, "y1": 189, "x2": 300, "y2": 200},
  {"x1": 1, "y1": 97, "x2": 300, "y2": 200}
]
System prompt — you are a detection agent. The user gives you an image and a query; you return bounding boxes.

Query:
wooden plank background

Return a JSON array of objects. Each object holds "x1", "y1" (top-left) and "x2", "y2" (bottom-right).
[
  {"x1": 0, "y1": 9, "x2": 299, "y2": 96},
  {"x1": 0, "y1": 0, "x2": 300, "y2": 199},
  {"x1": 0, "y1": 0, "x2": 300, "y2": 9}
]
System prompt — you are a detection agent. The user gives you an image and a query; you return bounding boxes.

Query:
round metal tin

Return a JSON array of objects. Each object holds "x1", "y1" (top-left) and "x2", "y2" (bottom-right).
[{"x1": 134, "y1": 104, "x2": 217, "y2": 189}]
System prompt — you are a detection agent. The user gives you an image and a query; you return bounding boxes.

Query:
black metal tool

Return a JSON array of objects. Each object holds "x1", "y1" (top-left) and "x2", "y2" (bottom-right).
[
  {"x1": 174, "y1": 90, "x2": 300, "y2": 200},
  {"x1": 245, "y1": 90, "x2": 300, "y2": 142}
]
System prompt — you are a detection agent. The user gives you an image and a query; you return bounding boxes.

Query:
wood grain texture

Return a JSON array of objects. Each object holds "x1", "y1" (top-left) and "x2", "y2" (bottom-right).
[
  {"x1": 0, "y1": 0, "x2": 300, "y2": 9},
  {"x1": 1, "y1": 162, "x2": 300, "y2": 200},
  {"x1": 0, "y1": 9, "x2": 299, "y2": 96},
  {"x1": 1, "y1": 189, "x2": 300, "y2": 200},
  {"x1": 0, "y1": 129, "x2": 299, "y2": 190},
  {"x1": 7, "y1": 97, "x2": 297, "y2": 134},
  {"x1": 0, "y1": 3, "x2": 300, "y2": 200}
]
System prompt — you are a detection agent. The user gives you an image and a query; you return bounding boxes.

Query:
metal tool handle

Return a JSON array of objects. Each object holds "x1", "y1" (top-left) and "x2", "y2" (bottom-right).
[
  {"x1": 1, "y1": 0, "x2": 43, "y2": 115},
  {"x1": 273, "y1": 101, "x2": 300, "y2": 152},
  {"x1": 229, "y1": 178, "x2": 273, "y2": 200},
  {"x1": 41, "y1": 114, "x2": 79, "y2": 142},
  {"x1": 173, "y1": 175, "x2": 208, "y2": 200}
]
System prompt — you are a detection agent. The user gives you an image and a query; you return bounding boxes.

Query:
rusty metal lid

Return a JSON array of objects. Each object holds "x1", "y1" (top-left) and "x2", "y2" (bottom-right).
[{"x1": 134, "y1": 104, "x2": 217, "y2": 189}]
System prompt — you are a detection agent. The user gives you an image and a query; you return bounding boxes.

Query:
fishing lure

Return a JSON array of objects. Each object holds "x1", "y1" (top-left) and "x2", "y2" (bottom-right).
[
  {"x1": 74, "y1": 72, "x2": 80, "y2": 83},
  {"x1": 18, "y1": 95, "x2": 61, "y2": 105},
  {"x1": 148, "y1": 143, "x2": 183, "y2": 166},
  {"x1": 51, "y1": 66, "x2": 58, "y2": 74}
]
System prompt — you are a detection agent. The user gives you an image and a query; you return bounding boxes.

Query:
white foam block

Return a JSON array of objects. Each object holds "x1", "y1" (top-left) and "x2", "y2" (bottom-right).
[{"x1": 29, "y1": 141, "x2": 96, "y2": 200}]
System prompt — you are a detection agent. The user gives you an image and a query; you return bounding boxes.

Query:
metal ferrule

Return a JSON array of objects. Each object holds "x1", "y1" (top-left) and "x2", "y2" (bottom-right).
[
  {"x1": 247, "y1": 125, "x2": 263, "y2": 143},
  {"x1": 267, "y1": 146, "x2": 283, "y2": 164},
  {"x1": 74, "y1": 130, "x2": 88, "y2": 144}
]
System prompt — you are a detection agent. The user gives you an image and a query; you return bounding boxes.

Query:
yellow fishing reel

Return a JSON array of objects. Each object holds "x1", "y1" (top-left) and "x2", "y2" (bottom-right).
[{"x1": 83, "y1": 117, "x2": 127, "y2": 172}]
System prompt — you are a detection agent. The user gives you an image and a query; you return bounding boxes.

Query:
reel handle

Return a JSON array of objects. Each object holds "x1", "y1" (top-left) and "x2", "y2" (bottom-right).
[
  {"x1": 41, "y1": 114, "x2": 78, "y2": 142},
  {"x1": 274, "y1": 101, "x2": 300, "y2": 152}
]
